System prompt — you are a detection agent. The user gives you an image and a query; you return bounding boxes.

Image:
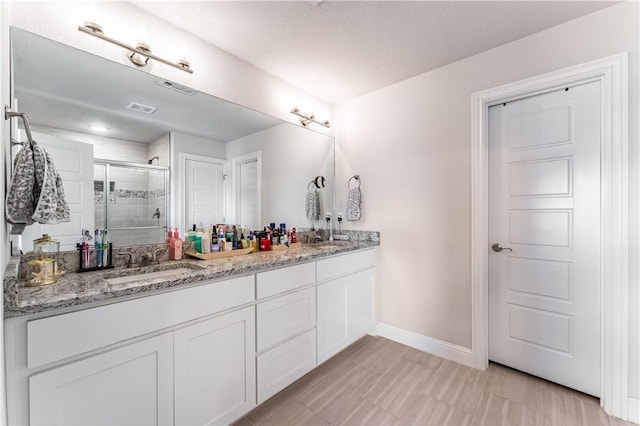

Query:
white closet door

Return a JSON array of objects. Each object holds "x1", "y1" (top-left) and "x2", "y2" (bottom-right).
[
  {"x1": 488, "y1": 81, "x2": 601, "y2": 396},
  {"x1": 184, "y1": 157, "x2": 224, "y2": 230},
  {"x1": 239, "y1": 159, "x2": 259, "y2": 228}
]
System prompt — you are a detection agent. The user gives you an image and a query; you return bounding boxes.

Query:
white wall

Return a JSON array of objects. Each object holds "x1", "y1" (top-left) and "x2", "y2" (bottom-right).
[
  {"x1": 226, "y1": 123, "x2": 334, "y2": 231},
  {"x1": 30, "y1": 125, "x2": 150, "y2": 164},
  {"x1": 170, "y1": 131, "x2": 226, "y2": 233},
  {"x1": 334, "y1": 1, "x2": 639, "y2": 399}
]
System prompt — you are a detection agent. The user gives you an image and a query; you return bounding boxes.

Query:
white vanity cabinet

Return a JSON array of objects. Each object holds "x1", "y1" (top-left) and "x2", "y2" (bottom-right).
[
  {"x1": 6, "y1": 275, "x2": 256, "y2": 426},
  {"x1": 316, "y1": 250, "x2": 377, "y2": 364},
  {"x1": 29, "y1": 333, "x2": 174, "y2": 425},
  {"x1": 174, "y1": 306, "x2": 256, "y2": 426},
  {"x1": 255, "y1": 264, "x2": 317, "y2": 403},
  {"x1": 5, "y1": 247, "x2": 378, "y2": 425}
]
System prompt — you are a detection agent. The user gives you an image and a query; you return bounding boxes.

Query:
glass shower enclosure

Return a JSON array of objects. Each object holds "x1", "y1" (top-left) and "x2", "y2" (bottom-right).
[{"x1": 94, "y1": 160, "x2": 169, "y2": 246}]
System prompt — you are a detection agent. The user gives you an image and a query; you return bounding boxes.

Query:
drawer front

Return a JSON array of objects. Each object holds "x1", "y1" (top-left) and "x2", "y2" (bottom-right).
[
  {"x1": 316, "y1": 248, "x2": 377, "y2": 282},
  {"x1": 256, "y1": 328, "x2": 316, "y2": 404},
  {"x1": 256, "y1": 262, "x2": 316, "y2": 299},
  {"x1": 257, "y1": 287, "x2": 316, "y2": 352},
  {"x1": 27, "y1": 275, "x2": 255, "y2": 369}
]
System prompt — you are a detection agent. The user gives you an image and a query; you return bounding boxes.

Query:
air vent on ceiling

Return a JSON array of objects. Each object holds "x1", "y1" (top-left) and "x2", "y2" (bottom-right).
[
  {"x1": 126, "y1": 102, "x2": 157, "y2": 114},
  {"x1": 157, "y1": 79, "x2": 197, "y2": 96}
]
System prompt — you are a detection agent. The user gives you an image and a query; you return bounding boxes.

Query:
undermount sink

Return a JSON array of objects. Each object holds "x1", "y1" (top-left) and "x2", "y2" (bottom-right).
[{"x1": 103, "y1": 262, "x2": 206, "y2": 285}]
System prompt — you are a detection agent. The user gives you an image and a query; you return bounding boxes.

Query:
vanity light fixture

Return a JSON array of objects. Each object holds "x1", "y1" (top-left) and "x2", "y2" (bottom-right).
[
  {"x1": 78, "y1": 22, "x2": 194, "y2": 74},
  {"x1": 290, "y1": 107, "x2": 331, "y2": 128}
]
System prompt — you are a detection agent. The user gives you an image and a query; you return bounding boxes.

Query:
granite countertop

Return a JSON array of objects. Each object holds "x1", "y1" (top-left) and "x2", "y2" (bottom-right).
[{"x1": 3, "y1": 240, "x2": 379, "y2": 318}]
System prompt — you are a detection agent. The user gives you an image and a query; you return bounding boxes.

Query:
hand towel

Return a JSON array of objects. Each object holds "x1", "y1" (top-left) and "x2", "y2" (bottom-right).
[
  {"x1": 5, "y1": 141, "x2": 70, "y2": 234},
  {"x1": 305, "y1": 189, "x2": 320, "y2": 221},
  {"x1": 346, "y1": 187, "x2": 361, "y2": 221},
  {"x1": 32, "y1": 143, "x2": 70, "y2": 224}
]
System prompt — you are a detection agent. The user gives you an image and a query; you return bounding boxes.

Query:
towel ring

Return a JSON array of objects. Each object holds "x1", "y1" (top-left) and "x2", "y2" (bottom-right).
[
  {"x1": 348, "y1": 174, "x2": 361, "y2": 189},
  {"x1": 314, "y1": 175, "x2": 326, "y2": 189}
]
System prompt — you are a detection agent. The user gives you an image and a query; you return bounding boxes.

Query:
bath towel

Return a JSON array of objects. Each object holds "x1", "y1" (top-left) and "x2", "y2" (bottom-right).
[
  {"x1": 305, "y1": 189, "x2": 320, "y2": 221},
  {"x1": 6, "y1": 141, "x2": 70, "y2": 234}
]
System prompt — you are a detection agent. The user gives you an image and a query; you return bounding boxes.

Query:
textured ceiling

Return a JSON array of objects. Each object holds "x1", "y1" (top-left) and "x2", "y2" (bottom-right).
[{"x1": 132, "y1": 1, "x2": 618, "y2": 104}]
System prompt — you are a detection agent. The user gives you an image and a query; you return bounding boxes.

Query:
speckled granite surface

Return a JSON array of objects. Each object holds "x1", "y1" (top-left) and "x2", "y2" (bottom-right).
[{"x1": 4, "y1": 240, "x2": 379, "y2": 318}]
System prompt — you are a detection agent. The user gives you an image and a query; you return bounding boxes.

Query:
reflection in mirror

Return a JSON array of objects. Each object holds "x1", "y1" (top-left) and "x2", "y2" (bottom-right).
[{"x1": 10, "y1": 27, "x2": 334, "y2": 252}]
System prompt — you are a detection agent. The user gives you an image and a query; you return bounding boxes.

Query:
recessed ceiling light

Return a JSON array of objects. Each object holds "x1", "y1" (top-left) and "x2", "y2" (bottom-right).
[{"x1": 90, "y1": 124, "x2": 108, "y2": 133}]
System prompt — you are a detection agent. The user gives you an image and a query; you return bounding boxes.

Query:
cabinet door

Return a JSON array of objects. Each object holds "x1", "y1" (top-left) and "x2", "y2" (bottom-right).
[
  {"x1": 174, "y1": 306, "x2": 256, "y2": 426},
  {"x1": 316, "y1": 276, "x2": 350, "y2": 364},
  {"x1": 350, "y1": 268, "x2": 376, "y2": 340},
  {"x1": 29, "y1": 333, "x2": 173, "y2": 425}
]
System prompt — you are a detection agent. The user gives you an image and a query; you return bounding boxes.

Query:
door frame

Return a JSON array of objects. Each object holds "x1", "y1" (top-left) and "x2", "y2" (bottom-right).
[
  {"x1": 178, "y1": 152, "x2": 227, "y2": 234},
  {"x1": 471, "y1": 53, "x2": 628, "y2": 418}
]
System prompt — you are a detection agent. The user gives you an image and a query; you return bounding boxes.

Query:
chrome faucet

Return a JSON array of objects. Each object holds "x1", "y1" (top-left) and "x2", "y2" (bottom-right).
[
  {"x1": 140, "y1": 247, "x2": 167, "y2": 265},
  {"x1": 116, "y1": 249, "x2": 136, "y2": 268}
]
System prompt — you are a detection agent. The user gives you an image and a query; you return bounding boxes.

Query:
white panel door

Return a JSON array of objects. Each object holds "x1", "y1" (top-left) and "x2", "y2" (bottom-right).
[
  {"x1": 488, "y1": 82, "x2": 601, "y2": 396},
  {"x1": 239, "y1": 159, "x2": 260, "y2": 229},
  {"x1": 184, "y1": 157, "x2": 224, "y2": 230},
  {"x1": 174, "y1": 306, "x2": 256, "y2": 426},
  {"x1": 21, "y1": 132, "x2": 94, "y2": 252},
  {"x1": 29, "y1": 333, "x2": 173, "y2": 425}
]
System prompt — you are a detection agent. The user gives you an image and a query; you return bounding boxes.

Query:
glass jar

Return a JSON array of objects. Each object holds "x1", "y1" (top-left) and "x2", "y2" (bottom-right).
[{"x1": 27, "y1": 234, "x2": 62, "y2": 286}]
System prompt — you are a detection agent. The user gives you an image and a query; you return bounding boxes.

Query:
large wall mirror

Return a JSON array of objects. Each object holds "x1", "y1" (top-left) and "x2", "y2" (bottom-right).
[{"x1": 9, "y1": 27, "x2": 334, "y2": 252}]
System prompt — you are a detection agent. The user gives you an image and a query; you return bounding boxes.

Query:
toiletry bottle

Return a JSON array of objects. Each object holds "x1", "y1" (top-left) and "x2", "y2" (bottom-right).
[
  {"x1": 219, "y1": 231, "x2": 227, "y2": 251},
  {"x1": 202, "y1": 231, "x2": 211, "y2": 254},
  {"x1": 166, "y1": 227, "x2": 173, "y2": 243},
  {"x1": 172, "y1": 229, "x2": 183, "y2": 260},
  {"x1": 195, "y1": 231, "x2": 203, "y2": 253},
  {"x1": 291, "y1": 228, "x2": 297, "y2": 244},
  {"x1": 251, "y1": 235, "x2": 258, "y2": 253}
]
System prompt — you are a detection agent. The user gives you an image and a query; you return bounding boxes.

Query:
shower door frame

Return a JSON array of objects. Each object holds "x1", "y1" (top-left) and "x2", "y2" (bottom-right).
[{"x1": 94, "y1": 159, "x2": 170, "y2": 244}]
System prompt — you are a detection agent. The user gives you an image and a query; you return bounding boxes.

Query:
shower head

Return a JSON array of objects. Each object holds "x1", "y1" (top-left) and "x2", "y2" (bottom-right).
[{"x1": 148, "y1": 156, "x2": 159, "y2": 164}]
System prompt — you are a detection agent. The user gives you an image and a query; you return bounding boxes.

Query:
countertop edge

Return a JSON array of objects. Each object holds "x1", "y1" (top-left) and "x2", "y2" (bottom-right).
[{"x1": 4, "y1": 242, "x2": 379, "y2": 319}]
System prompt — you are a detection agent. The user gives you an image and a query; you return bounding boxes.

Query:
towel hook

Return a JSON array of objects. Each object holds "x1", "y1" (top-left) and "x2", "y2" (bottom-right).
[
  {"x1": 5, "y1": 105, "x2": 34, "y2": 146},
  {"x1": 348, "y1": 174, "x2": 361, "y2": 189}
]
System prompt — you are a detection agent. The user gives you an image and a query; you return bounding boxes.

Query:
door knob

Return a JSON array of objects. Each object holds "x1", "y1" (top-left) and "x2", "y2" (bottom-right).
[{"x1": 491, "y1": 243, "x2": 513, "y2": 253}]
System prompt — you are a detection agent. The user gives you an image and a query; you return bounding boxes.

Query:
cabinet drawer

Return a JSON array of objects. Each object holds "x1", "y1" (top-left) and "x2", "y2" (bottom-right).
[
  {"x1": 256, "y1": 328, "x2": 316, "y2": 404},
  {"x1": 256, "y1": 262, "x2": 315, "y2": 299},
  {"x1": 27, "y1": 275, "x2": 254, "y2": 369},
  {"x1": 257, "y1": 287, "x2": 316, "y2": 352},
  {"x1": 316, "y1": 248, "x2": 377, "y2": 282}
]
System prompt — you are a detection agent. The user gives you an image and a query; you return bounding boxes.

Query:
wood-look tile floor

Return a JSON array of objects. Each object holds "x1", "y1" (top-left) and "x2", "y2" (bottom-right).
[{"x1": 235, "y1": 335, "x2": 637, "y2": 426}]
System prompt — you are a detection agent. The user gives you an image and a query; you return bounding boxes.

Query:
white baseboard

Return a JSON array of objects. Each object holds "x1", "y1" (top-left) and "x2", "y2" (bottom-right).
[
  {"x1": 376, "y1": 322, "x2": 474, "y2": 368},
  {"x1": 629, "y1": 397, "x2": 639, "y2": 424}
]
